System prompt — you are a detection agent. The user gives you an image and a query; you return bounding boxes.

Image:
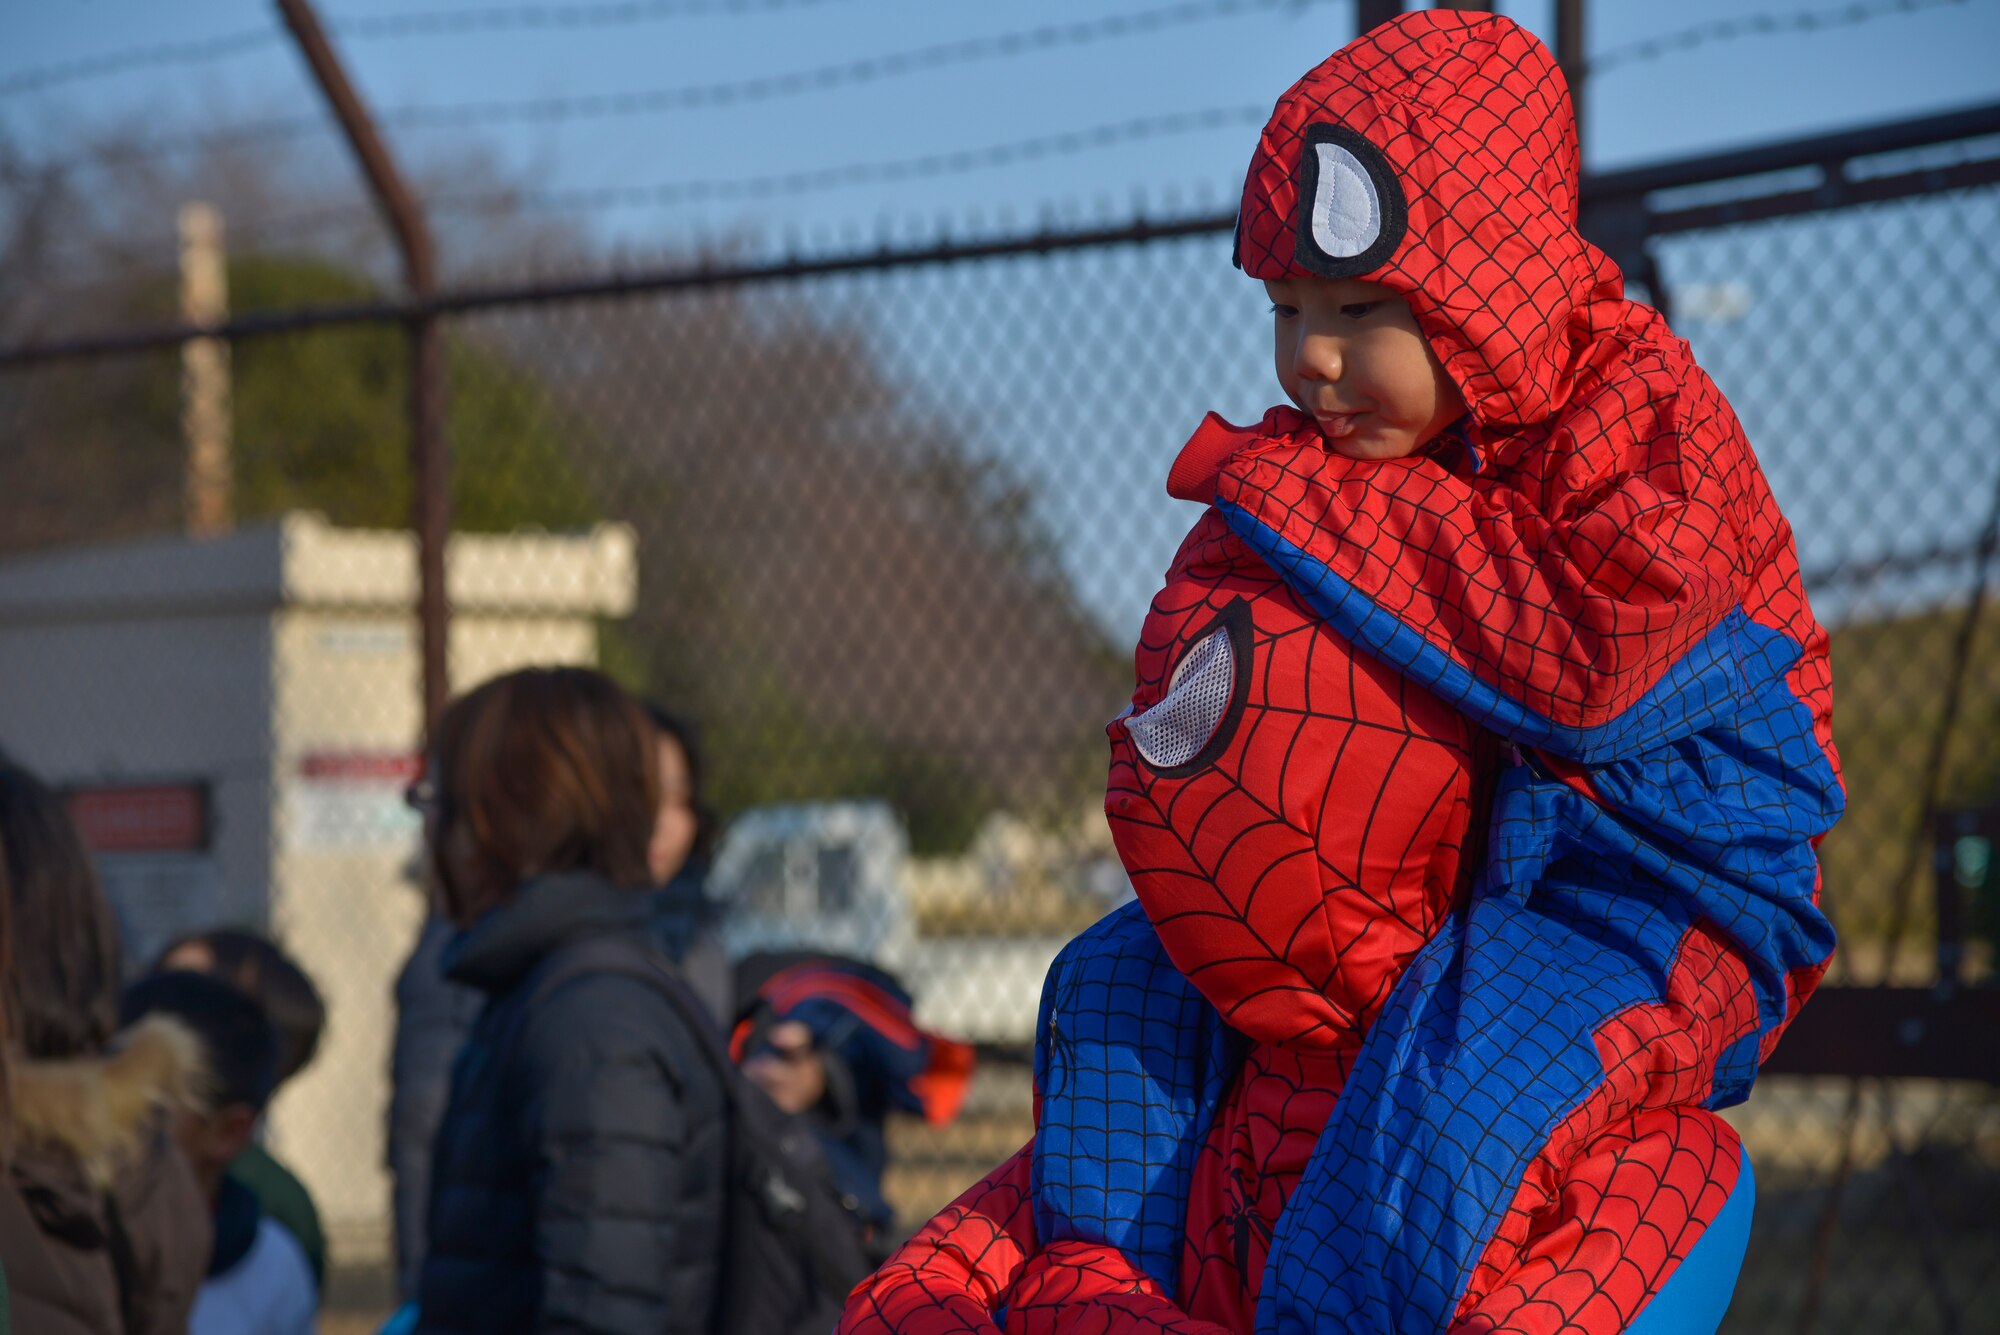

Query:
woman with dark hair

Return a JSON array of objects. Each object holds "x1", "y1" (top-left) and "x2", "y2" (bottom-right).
[
  {"x1": 0, "y1": 757, "x2": 211, "y2": 1335},
  {"x1": 385, "y1": 689, "x2": 734, "y2": 1305},
  {"x1": 409, "y1": 667, "x2": 728, "y2": 1335}
]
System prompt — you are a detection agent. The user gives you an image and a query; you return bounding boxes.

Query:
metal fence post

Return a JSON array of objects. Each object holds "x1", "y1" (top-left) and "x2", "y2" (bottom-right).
[{"x1": 276, "y1": 0, "x2": 450, "y2": 734}]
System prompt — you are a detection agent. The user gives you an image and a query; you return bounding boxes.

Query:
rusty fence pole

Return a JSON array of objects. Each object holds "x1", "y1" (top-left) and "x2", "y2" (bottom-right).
[
  {"x1": 409, "y1": 318, "x2": 448, "y2": 733},
  {"x1": 276, "y1": 0, "x2": 450, "y2": 735}
]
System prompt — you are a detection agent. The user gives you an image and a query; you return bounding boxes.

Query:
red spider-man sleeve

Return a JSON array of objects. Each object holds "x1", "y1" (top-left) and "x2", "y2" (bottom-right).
[
  {"x1": 836, "y1": 1141, "x2": 1231, "y2": 1335},
  {"x1": 1203, "y1": 357, "x2": 1790, "y2": 759},
  {"x1": 1007, "y1": 1243, "x2": 1232, "y2": 1335},
  {"x1": 838, "y1": 1143, "x2": 1036, "y2": 1335},
  {"x1": 1448, "y1": 1107, "x2": 1746, "y2": 1334}
]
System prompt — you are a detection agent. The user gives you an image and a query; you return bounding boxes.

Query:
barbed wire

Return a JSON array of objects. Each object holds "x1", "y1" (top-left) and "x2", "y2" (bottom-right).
[
  {"x1": 0, "y1": 0, "x2": 862, "y2": 100},
  {"x1": 64, "y1": 0, "x2": 1311, "y2": 163},
  {"x1": 250, "y1": 104, "x2": 1265, "y2": 234},
  {"x1": 1591, "y1": 0, "x2": 1972, "y2": 73},
  {"x1": 8, "y1": 0, "x2": 1978, "y2": 107},
  {"x1": 379, "y1": 0, "x2": 1304, "y2": 133},
  {"x1": 335, "y1": 0, "x2": 862, "y2": 37},
  {"x1": 0, "y1": 28, "x2": 278, "y2": 100}
]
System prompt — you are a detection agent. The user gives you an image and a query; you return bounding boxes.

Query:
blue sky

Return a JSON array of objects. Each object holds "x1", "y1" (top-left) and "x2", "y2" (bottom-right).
[
  {"x1": 4, "y1": 0, "x2": 1998, "y2": 252},
  {"x1": 5, "y1": 1, "x2": 1998, "y2": 639}
]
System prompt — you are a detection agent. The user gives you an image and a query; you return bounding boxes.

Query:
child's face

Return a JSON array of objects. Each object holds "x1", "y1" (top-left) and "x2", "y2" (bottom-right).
[{"x1": 1264, "y1": 276, "x2": 1465, "y2": 460}]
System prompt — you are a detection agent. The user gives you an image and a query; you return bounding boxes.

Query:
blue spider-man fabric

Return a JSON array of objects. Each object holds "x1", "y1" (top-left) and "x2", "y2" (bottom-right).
[
  {"x1": 1253, "y1": 706, "x2": 1835, "y2": 1330},
  {"x1": 1031, "y1": 901, "x2": 1241, "y2": 1296},
  {"x1": 1034, "y1": 684, "x2": 1831, "y2": 1328},
  {"x1": 1026, "y1": 523, "x2": 1838, "y2": 1327}
]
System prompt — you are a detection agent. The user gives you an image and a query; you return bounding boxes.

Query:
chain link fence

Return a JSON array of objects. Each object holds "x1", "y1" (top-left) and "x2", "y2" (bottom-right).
[
  {"x1": 1637, "y1": 165, "x2": 2000, "y2": 1332},
  {"x1": 2, "y1": 109, "x2": 1997, "y2": 1329}
]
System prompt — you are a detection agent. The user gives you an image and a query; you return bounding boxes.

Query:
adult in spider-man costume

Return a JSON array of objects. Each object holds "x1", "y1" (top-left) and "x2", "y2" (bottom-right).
[{"x1": 840, "y1": 11, "x2": 1841, "y2": 1334}]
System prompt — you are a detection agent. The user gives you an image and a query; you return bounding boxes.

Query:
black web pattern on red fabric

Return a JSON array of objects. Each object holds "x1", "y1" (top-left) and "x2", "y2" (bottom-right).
[
  {"x1": 1170, "y1": 1046, "x2": 1749, "y2": 1330},
  {"x1": 1178, "y1": 1044, "x2": 1352, "y2": 1331},
  {"x1": 839, "y1": 1143, "x2": 1039, "y2": 1335},
  {"x1": 1106, "y1": 521, "x2": 1479, "y2": 1053},
  {"x1": 1218, "y1": 381, "x2": 1758, "y2": 736},
  {"x1": 1234, "y1": 11, "x2": 1606, "y2": 429},
  {"x1": 835, "y1": 505, "x2": 1823, "y2": 1333},
  {"x1": 1223, "y1": 9, "x2": 1834, "y2": 753}
]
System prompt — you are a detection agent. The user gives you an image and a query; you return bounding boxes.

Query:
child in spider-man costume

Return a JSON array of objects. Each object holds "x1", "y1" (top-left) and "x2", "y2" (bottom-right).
[{"x1": 840, "y1": 11, "x2": 1841, "y2": 1334}]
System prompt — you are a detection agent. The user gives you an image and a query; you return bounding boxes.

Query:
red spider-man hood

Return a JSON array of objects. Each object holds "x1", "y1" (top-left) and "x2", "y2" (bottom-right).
[
  {"x1": 1106, "y1": 513, "x2": 1481, "y2": 1050},
  {"x1": 1234, "y1": 9, "x2": 1625, "y2": 439}
]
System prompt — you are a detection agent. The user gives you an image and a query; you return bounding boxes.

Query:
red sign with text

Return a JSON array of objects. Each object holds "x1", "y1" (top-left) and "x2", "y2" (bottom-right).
[{"x1": 66, "y1": 784, "x2": 209, "y2": 854}]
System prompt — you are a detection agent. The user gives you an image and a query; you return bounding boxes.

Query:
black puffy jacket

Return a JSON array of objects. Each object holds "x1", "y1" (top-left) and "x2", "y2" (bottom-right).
[
  {"x1": 413, "y1": 872, "x2": 728, "y2": 1335},
  {"x1": 388, "y1": 914, "x2": 483, "y2": 1300},
  {"x1": 390, "y1": 872, "x2": 731, "y2": 1302}
]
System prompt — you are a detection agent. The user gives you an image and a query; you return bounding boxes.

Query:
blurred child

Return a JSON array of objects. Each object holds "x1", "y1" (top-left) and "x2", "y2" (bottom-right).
[
  {"x1": 121, "y1": 973, "x2": 314, "y2": 1335},
  {"x1": 734, "y1": 953, "x2": 973, "y2": 1257},
  {"x1": 155, "y1": 931, "x2": 327, "y2": 1291}
]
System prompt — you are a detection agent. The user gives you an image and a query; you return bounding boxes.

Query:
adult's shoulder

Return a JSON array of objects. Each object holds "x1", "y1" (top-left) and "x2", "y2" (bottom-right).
[{"x1": 514, "y1": 939, "x2": 723, "y2": 1086}]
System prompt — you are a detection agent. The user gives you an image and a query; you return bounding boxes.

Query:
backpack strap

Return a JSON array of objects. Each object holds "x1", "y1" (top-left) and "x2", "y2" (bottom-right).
[{"x1": 513, "y1": 932, "x2": 863, "y2": 1300}]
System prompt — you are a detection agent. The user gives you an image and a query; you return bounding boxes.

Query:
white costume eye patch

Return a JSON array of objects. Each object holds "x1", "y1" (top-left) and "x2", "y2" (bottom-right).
[
  {"x1": 1309, "y1": 140, "x2": 1383, "y2": 260},
  {"x1": 1294, "y1": 123, "x2": 1406, "y2": 278},
  {"x1": 1124, "y1": 601, "x2": 1252, "y2": 775}
]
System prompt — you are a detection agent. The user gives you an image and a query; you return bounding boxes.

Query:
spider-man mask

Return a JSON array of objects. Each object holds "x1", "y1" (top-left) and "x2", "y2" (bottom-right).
[
  {"x1": 1233, "y1": 10, "x2": 1620, "y2": 435},
  {"x1": 1106, "y1": 509, "x2": 1481, "y2": 1051}
]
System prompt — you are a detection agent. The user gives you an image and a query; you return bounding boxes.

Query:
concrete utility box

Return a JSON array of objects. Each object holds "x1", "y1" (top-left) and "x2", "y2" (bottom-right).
[{"x1": 0, "y1": 512, "x2": 636, "y2": 1258}]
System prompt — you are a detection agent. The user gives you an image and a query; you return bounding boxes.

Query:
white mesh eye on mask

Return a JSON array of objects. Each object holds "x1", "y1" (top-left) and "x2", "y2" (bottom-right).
[{"x1": 1126, "y1": 621, "x2": 1239, "y2": 771}]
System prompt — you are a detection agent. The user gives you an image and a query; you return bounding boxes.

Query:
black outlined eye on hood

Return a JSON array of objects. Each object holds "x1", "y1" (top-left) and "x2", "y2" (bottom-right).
[
  {"x1": 1294, "y1": 123, "x2": 1407, "y2": 279},
  {"x1": 1123, "y1": 599, "x2": 1252, "y2": 777}
]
